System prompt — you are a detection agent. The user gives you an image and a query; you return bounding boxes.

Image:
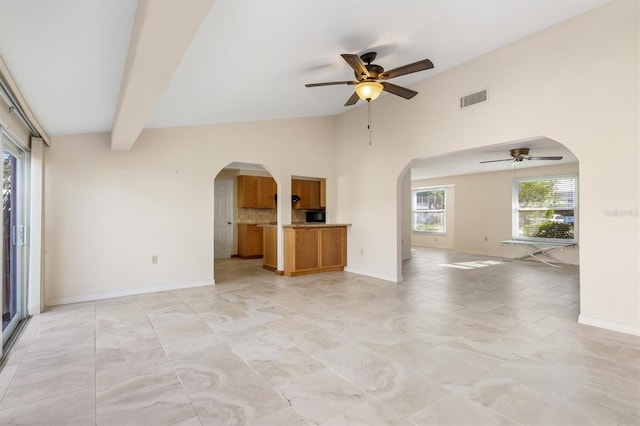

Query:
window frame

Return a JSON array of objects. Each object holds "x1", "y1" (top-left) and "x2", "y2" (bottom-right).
[
  {"x1": 412, "y1": 186, "x2": 446, "y2": 234},
  {"x1": 512, "y1": 174, "x2": 578, "y2": 243}
]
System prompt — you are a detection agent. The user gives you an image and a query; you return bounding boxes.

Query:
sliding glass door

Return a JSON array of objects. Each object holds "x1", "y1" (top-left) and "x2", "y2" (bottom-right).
[{"x1": 2, "y1": 131, "x2": 28, "y2": 346}]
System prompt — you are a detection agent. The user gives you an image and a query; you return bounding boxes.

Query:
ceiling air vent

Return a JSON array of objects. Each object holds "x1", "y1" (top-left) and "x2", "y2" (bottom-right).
[{"x1": 460, "y1": 89, "x2": 487, "y2": 108}]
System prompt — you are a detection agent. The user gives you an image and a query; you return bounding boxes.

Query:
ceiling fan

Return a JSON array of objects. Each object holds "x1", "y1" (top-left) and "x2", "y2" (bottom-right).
[
  {"x1": 480, "y1": 148, "x2": 563, "y2": 164},
  {"x1": 305, "y1": 52, "x2": 434, "y2": 106}
]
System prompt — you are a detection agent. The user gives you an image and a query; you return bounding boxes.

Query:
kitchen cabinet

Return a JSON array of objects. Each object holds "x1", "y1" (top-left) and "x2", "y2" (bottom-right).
[
  {"x1": 292, "y1": 179, "x2": 322, "y2": 210},
  {"x1": 237, "y1": 224, "x2": 263, "y2": 258},
  {"x1": 237, "y1": 175, "x2": 276, "y2": 209},
  {"x1": 319, "y1": 178, "x2": 326, "y2": 208},
  {"x1": 262, "y1": 225, "x2": 278, "y2": 273},
  {"x1": 283, "y1": 225, "x2": 347, "y2": 276}
]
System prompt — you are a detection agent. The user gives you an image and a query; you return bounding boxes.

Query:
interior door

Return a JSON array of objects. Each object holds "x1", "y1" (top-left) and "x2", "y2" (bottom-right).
[{"x1": 214, "y1": 178, "x2": 233, "y2": 259}]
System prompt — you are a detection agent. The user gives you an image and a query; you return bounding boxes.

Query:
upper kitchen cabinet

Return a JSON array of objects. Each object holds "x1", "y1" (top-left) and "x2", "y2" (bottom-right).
[
  {"x1": 237, "y1": 175, "x2": 276, "y2": 209},
  {"x1": 292, "y1": 178, "x2": 325, "y2": 210}
]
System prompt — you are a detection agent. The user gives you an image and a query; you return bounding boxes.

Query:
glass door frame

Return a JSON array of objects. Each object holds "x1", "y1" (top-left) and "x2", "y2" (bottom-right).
[{"x1": 1, "y1": 128, "x2": 29, "y2": 347}]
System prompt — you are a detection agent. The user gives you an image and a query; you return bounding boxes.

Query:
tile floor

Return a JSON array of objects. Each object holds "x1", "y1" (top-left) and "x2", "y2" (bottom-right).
[{"x1": 0, "y1": 248, "x2": 638, "y2": 425}]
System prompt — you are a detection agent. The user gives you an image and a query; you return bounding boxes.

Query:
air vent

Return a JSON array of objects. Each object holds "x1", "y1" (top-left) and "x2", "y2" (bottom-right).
[{"x1": 460, "y1": 89, "x2": 487, "y2": 108}]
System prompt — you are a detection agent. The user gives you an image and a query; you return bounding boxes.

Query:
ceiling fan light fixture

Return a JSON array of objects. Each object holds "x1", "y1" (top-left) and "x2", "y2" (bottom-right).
[{"x1": 355, "y1": 81, "x2": 383, "y2": 101}]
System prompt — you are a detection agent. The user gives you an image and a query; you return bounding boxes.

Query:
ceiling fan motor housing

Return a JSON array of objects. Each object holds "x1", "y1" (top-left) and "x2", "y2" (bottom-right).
[
  {"x1": 510, "y1": 148, "x2": 530, "y2": 161},
  {"x1": 357, "y1": 64, "x2": 384, "y2": 80}
]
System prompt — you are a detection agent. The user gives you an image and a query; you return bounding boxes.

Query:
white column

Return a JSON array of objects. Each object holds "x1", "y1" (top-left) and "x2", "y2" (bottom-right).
[
  {"x1": 275, "y1": 174, "x2": 292, "y2": 272},
  {"x1": 28, "y1": 137, "x2": 44, "y2": 314}
]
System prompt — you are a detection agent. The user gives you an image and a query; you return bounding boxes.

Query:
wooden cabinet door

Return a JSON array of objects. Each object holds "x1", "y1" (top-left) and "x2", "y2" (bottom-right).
[
  {"x1": 298, "y1": 180, "x2": 310, "y2": 209},
  {"x1": 238, "y1": 175, "x2": 276, "y2": 209},
  {"x1": 291, "y1": 179, "x2": 303, "y2": 209},
  {"x1": 320, "y1": 227, "x2": 346, "y2": 268},
  {"x1": 308, "y1": 180, "x2": 320, "y2": 209},
  {"x1": 285, "y1": 227, "x2": 319, "y2": 272},
  {"x1": 247, "y1": 226, "x2": 263, "y2": 256},
  {"x1": 320, "y1": 178, "x2": 326, "y2": 208},
  {"x1": 258, "y1": 177, "x2": 276, "y2": 208},
  {"x1": 262, "y1": 227, "x2": 277, "y2": 271},
  {"x1": 292, "y1": 179, "x2": 321, "y2": 209},
  {"x1": 238, "y1": 224, "x2": 263, "y2": 258},
  {"x1": 237, "y1": 176, "x2": 260, "y2": 208}
]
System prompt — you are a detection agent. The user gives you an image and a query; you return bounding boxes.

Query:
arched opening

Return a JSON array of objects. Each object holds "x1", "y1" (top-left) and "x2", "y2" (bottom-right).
[
  {"x1": 213, "y1": 161, "x2": 279, "y2": 283},
  {"x1": 397, "y1": 136, "x2": 581, "y2": 312}
]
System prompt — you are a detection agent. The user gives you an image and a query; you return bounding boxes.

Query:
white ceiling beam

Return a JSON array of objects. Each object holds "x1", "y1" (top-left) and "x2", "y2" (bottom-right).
[{"x1": 110, "y1": 0, "x2": 215, "y2": 151}]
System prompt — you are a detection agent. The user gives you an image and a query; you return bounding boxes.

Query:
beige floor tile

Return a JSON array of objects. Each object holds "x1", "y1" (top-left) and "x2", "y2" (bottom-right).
[
  {"x1": 247, "y1": 406, "x2": 308, "y2": 426},
  {"x1": 410, "y1": 392, "x2": 518, "y2": 425},
  {"x1": 146, "y1": 304, "x2": 201, "y2": 329},
  {"x1": 173, "y1": 350, "x2": 255, "y2": 397},
  {"x1": 0, "y1": 388, "x2": 95, "y2": 426},
  {"x1": 248, "y1": 346, "x2": 326, "y2": 387},
  {"x1": 98, "y1": 384, "x2": 196, "y2": 426},
  {"x1": 154, "y1": 319, "x2": 215, "y2": 346},
  {"x1": 0, "y1": 358, "x2": 95, "y2": 410},
  {"x1": 276, "y1": 369, "x2": 370, "y2": 425},
  {"x1": 191, "y1": 373, "x2": 287, "y2": 425},
  {"x1": 162, "y1": 334, "x2": 230, "y2": 362},
  {"x1": 323, "y1": 401, "x2": 413, "y2": 426},
  {"x1": 0, "y1": 248, "x2": 636, "y2": 425}
]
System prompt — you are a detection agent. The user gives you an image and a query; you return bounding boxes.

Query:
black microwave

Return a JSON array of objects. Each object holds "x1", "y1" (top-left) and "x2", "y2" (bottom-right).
[{"x1": 306, "y1": 211, "x2": 326, "y2": 223}]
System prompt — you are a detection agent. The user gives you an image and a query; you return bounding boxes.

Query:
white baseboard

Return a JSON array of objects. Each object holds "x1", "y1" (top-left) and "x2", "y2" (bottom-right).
[
  {"x1": 578, "y1": 315, "x2": 640, "y2": 336},
  {"x1": 343, "y1": 267, "x2": 401, "y2": 283},
  {"x1": 46, "y1": 280, "x2": 215, "y2": 307}
]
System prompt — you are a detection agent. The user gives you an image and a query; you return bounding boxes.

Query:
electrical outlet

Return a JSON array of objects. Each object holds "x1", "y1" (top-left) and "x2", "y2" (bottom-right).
[
  {"x1": 152, "y1": 255, "x2": 158, "y2": 264},
  {"x1": 484, "y1": 236, "x2": 488, "y2": 242},
  {"x1": 360, "y1": 248, "x2": 364, "y2": 255},
  {"x1": 434, "y1": 237, "x2": 438, "y2": 242}
]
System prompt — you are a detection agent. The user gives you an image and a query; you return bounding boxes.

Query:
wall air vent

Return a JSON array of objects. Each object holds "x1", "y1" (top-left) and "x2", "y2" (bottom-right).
[{"x1": 460, "y1": 89, "x2": 487, "y2": 108}]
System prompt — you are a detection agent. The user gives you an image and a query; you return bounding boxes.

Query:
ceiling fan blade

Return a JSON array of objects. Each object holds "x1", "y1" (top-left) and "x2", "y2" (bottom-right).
[
  {"x1": 344, "y1": 92, "x2": 360, "y2": 106},
  {"x1": 526, "y1": 156, "x2": 564, "y2": 161},
  {"x1": 381, "y1": 82, "x2": 418, "y2": 99},
  {"x1": 341, "y1": 54, "x2": 370, "y2": 78},
  {"x1": 479, "y1": 158, "x2": 514, "y2": 163},
  {"x1": 381, "y1": 59, "x2": 434, "y2": 80},
  {"x1": 305, "y1": 81, "x2": 356, "y2": 87}
]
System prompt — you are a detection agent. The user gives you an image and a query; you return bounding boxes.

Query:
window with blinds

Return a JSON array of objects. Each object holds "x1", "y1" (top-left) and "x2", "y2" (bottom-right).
[
  {"x1": 412, "y1": 187, "x2": 446, "y2": 233},
  {"x1": 513, "y1": 175, "x2": 577, "y2": 241}
]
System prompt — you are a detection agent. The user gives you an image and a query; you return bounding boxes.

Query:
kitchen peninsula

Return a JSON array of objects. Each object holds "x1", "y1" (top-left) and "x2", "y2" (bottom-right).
[{"x1": 261, "y1": 224, "x2": 350, "y2": 277}]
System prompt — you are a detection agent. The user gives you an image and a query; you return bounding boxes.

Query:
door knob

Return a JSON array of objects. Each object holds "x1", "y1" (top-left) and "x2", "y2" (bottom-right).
[{"x1": 228, "y1": 221, "x2": 232, "y2": 225}]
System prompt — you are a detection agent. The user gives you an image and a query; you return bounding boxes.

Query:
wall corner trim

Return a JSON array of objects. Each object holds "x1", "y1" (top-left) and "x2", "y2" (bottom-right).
[
  {"x1": 45, "y1": 280, "x2": 214, "y2": 307},
  {"x1": 343, "y1": 267, "x2": 402, "y2": 283},
  {"x1": 578, "y1": 314, "x2": 640, "y2": 336}
]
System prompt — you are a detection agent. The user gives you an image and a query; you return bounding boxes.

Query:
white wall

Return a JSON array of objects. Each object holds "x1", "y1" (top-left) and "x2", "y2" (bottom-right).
[
  {"x1": 400, "y1": 170, "x2": 412, "y2": 260},
  {"x1": 411, "y1": 164, "x2": 579, "y2": 264},
  {"x1": 335, "y1": 0, "x2": 639, "y2": 334},
  {"x1": 44, "y1": 117, "x2": 336, "y2": 304}
]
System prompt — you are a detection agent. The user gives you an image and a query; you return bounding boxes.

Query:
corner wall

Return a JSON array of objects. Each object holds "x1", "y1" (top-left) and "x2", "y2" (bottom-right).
[{"x1": 335, "y1": 0, "x2": 639, "y2": 334}]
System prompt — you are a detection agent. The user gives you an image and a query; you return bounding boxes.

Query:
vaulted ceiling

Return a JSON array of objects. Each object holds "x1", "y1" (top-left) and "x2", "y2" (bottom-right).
[{"x1": 0, "y1": 0, "x2": 610, "y2": 152}]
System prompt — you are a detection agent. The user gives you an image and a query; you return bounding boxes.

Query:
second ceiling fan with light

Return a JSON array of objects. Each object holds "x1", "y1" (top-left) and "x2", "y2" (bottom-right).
[
  {"x1": 305, "y1": 51, "x2": 434, "y2": 105},
  {"x1": 480, "y1": 148, "x2": 563, "y2": 164}
]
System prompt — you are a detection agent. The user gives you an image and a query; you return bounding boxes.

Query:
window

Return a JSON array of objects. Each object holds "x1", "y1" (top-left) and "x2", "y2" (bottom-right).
[
  {"x1": 513, "y1": 175, "x2": 577, "y2": 241},
  {"x1": 413, "y1": 187, "x2": 446, "y2": 233}
]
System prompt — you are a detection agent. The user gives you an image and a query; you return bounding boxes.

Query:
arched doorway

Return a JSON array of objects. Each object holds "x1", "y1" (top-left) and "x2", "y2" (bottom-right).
[
  {"x1": 214, "y1": 161, "x2": 278, "y2": 280},
  {"x1": 398, "y1": 137, "x2": 579, "y2": 278}
]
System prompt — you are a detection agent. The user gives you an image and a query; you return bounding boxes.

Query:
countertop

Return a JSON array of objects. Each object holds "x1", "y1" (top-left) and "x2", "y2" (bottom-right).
[{"x1": 257, "y1": 223, "x2": 351, "y2": 228}]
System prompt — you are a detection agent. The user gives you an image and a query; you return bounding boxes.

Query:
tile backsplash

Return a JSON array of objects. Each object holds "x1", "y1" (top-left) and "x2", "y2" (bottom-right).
[
  {"x1": 237, "y1": 208, "x2": 308, "y2": 224},
  {"x1": 291, "y1": 209, "x2": 306, "y2": 223},
  {"x1": 237, "y1": 208, "x2": 277, "y2": 224}
]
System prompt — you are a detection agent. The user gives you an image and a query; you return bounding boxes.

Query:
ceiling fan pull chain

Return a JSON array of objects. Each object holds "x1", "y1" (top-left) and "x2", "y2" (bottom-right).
[{"x1": 368, "y1": 100, "x2": 372, "y2": 145}]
